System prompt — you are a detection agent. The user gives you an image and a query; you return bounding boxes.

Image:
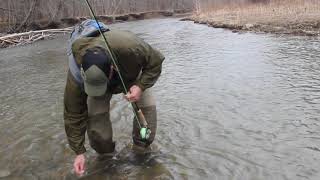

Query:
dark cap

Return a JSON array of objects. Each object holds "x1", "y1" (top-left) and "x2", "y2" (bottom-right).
[{"x1": 81, "y1": 47, "x2": 111, "y2": 96}]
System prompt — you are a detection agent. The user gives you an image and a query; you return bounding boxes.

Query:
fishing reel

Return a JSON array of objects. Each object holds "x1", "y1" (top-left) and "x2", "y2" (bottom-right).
[
  {"x1": 140, "y1": 127, "x2": 151, "y2": 140},
  {"x1": 136, "y1": 108, "x2": 151, "y2": 141}
]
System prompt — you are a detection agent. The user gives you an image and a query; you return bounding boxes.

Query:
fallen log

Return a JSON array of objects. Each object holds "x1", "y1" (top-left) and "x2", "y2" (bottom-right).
[
  {"x1": 0, "y1": 28, "x2": 72, "y2": 40},
  {"x1": 1, "y1": 38, "x2": 15, "y2": 44},
  {"x1": 0, "y1": 27, "x2": 72, "y2": 48},
  {"x1": 33, "y1": 34, "x2": 53, "y2": 42}
]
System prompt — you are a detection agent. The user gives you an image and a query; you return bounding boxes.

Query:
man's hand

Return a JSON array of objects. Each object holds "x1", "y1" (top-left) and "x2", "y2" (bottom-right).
[
  {"x1": 73, "y1": 154, "x2": 85, "y2": 176},
  {"x1": 125, "y1": 85, "x2": 142, "y2": 102}
]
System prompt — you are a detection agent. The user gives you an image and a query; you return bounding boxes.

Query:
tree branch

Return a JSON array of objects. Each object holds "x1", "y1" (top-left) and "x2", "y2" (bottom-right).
[
  {"x1": 14, "y1": 0, "x2": 38, "y2": 32},
  {"x1": 0, "y1": 7, "x2": 14, "y2": 12}
]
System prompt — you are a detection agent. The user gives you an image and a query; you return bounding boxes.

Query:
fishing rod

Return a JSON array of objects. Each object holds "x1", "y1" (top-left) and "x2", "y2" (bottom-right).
[{"x1": 84, "y1": 0, "x2": 151, "y2": 140}]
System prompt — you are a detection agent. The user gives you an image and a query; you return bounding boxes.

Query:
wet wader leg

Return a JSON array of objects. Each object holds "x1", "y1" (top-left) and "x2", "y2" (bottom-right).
[
  {"x1": 132, "y1": 88, "x2": 157, "y2": 147},
  {"x1": 87, "y1": 93, "x2": 115, "y2": 154}
]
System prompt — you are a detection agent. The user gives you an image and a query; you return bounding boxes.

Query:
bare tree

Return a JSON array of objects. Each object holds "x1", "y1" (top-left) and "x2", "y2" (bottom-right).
[
  {"x1": 14, "y1": 0, "x2": 38, "y2": 32},
  {"x1": 0, "y1": 0, "x2": 195, "y2": 33}
]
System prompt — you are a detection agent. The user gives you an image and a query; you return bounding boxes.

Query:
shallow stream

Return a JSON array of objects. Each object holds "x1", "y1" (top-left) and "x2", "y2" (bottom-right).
[{"x1": 1, "y1": 18, "x2": 320, "y2": 180}]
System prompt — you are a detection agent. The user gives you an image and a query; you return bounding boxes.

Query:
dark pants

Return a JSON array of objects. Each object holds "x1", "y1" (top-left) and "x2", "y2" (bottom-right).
[{"x1": 86, "y1": 88, "x2": 157, "y2": 154}]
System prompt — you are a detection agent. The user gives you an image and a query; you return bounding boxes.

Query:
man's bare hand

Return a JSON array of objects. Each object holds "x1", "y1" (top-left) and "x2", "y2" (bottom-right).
[
  {"x1": 125, "y1": 85, "x2": 142, "y2": 102},
  {"x1": 73, "y1": 154, "x2": 85, "y2": 176}
]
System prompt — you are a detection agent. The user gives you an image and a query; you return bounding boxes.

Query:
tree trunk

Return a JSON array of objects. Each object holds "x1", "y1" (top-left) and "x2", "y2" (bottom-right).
[{"x1": 14, "y1": 0, "x2": 38, "y2": 32}]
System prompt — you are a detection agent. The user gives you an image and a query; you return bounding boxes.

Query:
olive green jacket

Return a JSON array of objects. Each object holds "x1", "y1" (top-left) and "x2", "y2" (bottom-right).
[{"x1": 64, "y1": 30, "x2": 165, "y2": 154}]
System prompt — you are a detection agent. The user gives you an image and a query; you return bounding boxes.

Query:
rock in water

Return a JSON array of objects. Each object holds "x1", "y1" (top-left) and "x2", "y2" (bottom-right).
[{"x1": 0, "y1": 169, "x2": 10, "y2": 178}]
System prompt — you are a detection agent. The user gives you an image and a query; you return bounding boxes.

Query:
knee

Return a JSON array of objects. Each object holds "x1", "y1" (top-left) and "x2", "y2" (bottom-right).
[
  {"x1": 137, "y1": 88, "x2": 156, "y2": 108},
  {"x1": 88, "y1": 130, "x2": 115, "y2": 154}
]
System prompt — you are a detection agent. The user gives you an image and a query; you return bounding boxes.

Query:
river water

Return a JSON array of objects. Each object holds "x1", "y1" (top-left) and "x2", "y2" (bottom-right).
[{"x1": 1, "y1": 18, "x2": 320, "y2": 180}]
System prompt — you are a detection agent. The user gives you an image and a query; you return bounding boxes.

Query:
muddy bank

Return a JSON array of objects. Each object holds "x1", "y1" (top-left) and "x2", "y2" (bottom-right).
[
  {"x1": 0, "y1": 10, "x2": 191, "y2": 48},
  {"x1": 61, "y1": 11, "x2": 175, "y2": 27},
  {"x1": 181, "y1": 16, "x2": 320, "y2": 36},
  {"x1": 1, "y1": 10, "x2": 190, "y2": 33}
]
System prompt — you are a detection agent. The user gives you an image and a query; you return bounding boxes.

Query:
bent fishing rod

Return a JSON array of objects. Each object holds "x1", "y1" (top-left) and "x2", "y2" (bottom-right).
[{"x1": 83, "y1": 0, "x2": 151, "y2": 140}]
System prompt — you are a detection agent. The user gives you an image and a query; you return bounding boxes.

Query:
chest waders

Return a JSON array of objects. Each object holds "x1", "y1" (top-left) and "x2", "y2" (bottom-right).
[{"x1": 83, "y1": 0, "x2": 151, "y2": 141}]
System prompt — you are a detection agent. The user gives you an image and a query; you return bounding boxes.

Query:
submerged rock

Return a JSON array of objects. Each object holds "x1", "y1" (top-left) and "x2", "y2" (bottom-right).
[{"x1": 0, "y1": 169, "x2": 11, "y2": 178}]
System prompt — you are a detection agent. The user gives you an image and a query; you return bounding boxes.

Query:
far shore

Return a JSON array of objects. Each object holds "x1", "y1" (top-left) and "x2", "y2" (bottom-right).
[
  {"x1": 181, "y1": 2, "x2": 320, "y2": 36},
  {"x1": 0, "y1": 10, "x2": 191, "y2": 48}
]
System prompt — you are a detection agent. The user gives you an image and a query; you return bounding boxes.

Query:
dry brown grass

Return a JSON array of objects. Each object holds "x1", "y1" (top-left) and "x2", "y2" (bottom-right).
[{"x1": 194, "y1": 0, "x2": 320, "y2": 26}]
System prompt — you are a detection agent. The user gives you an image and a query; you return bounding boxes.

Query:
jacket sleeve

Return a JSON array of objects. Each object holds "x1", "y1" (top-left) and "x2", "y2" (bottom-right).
[
  {"x1": 64, "y1": 71, "x2": 88, "y2": 155},
  {"x1": 135, "y1": 45, "x2": 165, "y2": 91}
]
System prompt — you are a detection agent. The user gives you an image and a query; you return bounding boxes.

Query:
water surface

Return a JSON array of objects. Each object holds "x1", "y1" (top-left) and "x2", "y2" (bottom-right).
[{"x1": 1, "y1": 18, "x2": 320, "y2": 180}]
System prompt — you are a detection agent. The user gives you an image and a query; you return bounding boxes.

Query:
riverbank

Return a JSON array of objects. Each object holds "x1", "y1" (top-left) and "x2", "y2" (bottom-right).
[
  {"x1": 181, "y1": 1, "x2": 320, "y2": 36},
  {"x1": 0, "y1": 10, "x2": 191, "y2": 48}
]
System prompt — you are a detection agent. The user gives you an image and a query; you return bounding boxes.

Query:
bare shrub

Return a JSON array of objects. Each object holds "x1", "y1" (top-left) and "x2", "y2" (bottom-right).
[
  {"x1": 0, "y1": 0, "x2": 194, "y2": 33},
  {"x1": 194, "y1": 0, "x2": 320, "y2": 25}
]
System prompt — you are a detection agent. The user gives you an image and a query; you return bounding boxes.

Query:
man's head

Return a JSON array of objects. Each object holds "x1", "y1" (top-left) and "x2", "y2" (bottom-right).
[{"x1": 80, "y1": 47, "x2": 112, "y2": 96}]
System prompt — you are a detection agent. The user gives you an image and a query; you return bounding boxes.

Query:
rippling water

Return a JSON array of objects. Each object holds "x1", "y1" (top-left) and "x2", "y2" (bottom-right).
[{"x1": 1, "y1": 18, "x2": 320, "y2": 180}]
